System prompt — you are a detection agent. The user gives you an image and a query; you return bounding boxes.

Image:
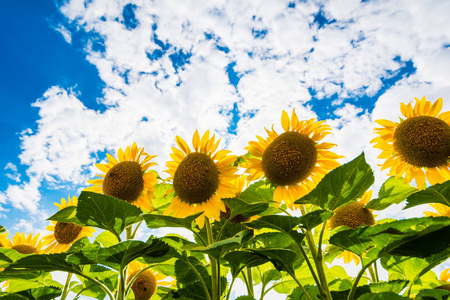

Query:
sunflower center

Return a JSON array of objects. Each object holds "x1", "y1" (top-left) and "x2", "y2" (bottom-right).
[
  {"x1": 103, "y1": 161, "x2": 144, "y2": 203},
  {"x1": 129, "y1": 270, "x2": 157, "y2": 300},
  {"x1": 173, "y1": 152, "x2": 219, "y2": 204},
  {"x1": 394, "y1": 116, "x2": 450, "y2": 168},
  {"x1": 12, "y1": 245, "x2": 37, "y2": 254},
  {"x1": 54, "y1": 222, "x2": 82, "y2": 244},
  {"x1": 262, "y1": 131, "x2": 318, "y2": 186},
  {"x1": 330, "y1": 202, "x2": 375, "y2": 229}
]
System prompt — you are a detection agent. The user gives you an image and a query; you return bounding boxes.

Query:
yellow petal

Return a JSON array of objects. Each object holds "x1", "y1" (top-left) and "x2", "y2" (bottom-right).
[
  {"x1": 176, "y1": 136, "x2": 191, "y2": 155},
  {"x1": 291, "y1": 109, "x2": 299, "y2": 130},
  {"x1": 192, "y1": 130, "x2": 200, "y2": 152},
  {"x1": 281, "y1": 110, "x2": 290, "y2": 131}
]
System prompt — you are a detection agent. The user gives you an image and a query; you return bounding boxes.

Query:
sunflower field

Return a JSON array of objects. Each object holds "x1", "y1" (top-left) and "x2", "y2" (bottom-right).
[{"x1": 0, "y1": 97, "x2": 450, "y2": 300}]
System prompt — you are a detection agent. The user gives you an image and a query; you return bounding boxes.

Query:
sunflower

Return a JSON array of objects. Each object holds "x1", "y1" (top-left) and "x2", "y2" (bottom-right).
[
  {"x1": 220, "y1": 174, "x2": 253, "y2": 223},
  {"x1": 330, "y1": 191, "x2": 374, "y2": 266},
  {"x1": 42, "y1": 196, "x2": 95, "y2": 253},
  {"x1": 244, "y1": 109, "x2": 343, "y2": 209},
  {"x1": 10, "y1": 232, "x2": 47, "y2": 255},
  {"x1": 0, "y1": 232, "x2": 12, "y2": 248},
  {"x1": 424, "y1": 203, "x2": 450, "y2": 217},
  {"x1": 86, "y1": 142, "x2": 158, "y2": 212},
  {"x1": 127, "y1": 261, "x2": 175, "y2": 300},
  {"x1": 164, "y1": 130, "x2": 239, "y2": 228},
  {"x1": 441, "y1": 269, "x2": 450, "y2": 283},
  {"x1": 371, "y1": 97, "x2": 450, "y2": 189}
]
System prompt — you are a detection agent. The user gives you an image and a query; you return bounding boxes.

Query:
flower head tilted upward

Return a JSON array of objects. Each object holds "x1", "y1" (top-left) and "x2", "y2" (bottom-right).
[
  {"x1": 164, "y1": 130, "x2": 239, "y2": 228},
  {"x1": 86, "y1": 143, "x2": 158, "y2": 212},
  {"x1": 372, "y1": 97, "x2": 450, "y2": 188},
  {"x1": 244, "y1": 109, "x2": 343, "y2": 209}
]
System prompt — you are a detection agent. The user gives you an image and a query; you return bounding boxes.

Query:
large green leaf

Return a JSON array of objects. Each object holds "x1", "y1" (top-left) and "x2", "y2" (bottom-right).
[
  {"x1": 3, "y1": 253, "x2": 81, "y2": 274},
  {"x1": 0, "y1": 248, "x2": 27, "y2": 268},
  {"x1": 297, "y1": 210, "x2": 334, "y2": 231},
  {"x1": 288, "y1": 286, "x2": 320, "y2": 300},
  {"x1": 76, "y1": 191, "x2": 142, "y2": 239},
  {"x1": 239, "y1": 180, "x2": 275, "y2": 203},
  {"x1": 245, "y1": 215, "x2": 305, "y2": 246},
  {"x1": 223, "y1": 251, "x2": 268, "y2": 278},
  {"x1": 1, "y1": 287, "x2": 62, "y2": 300},
  {"x1": 357, "y1": 292, "x2": 406, "y2": 300},
  {"x1": 187, "y1": 229, "x2": 253, "y2": 259},
  {"x1": 404, "y1": 181, "x2": 450, "y2": 209},
  {"x1": 67, "y1": 238, "x2": 169, "y2": 272},
  {"x1": 415, "y1": 289, "x2": 450, "y2": 300},
  {"x1": 142, "y1": 212, "x2": 203, "y2": 230},
  {"x1": 329, "y1": 217, "x2": 450, "y2": 263},
  {"x1": 295, "y1": 153, "x2": 374, "y2": 210},
  {"x1": 223, "y1": 197, "x2": 268, "y2": 218},
  {"x1": 330, "y1": 280, "x2": 408, "y2": 300},
  {"x1": 249, "y1": 248, "x2": 298, "y2": 273},
  {"x1": 47, "y1": 206, "x2": 81, "y2": 225},
  {"x1": 365, "y1": 177, "x2": 418, "y2": 210}
]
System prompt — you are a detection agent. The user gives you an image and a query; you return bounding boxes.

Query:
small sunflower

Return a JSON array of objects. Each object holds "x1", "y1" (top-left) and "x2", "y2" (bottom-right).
[
  {"x1": 0, "y1": 232, "x2": 12, "y2": 248},
  {"x1": 330, "y1": 191, "x2": 374, "y2": 266},
  {"x1": 164, "y1": 130, "x2": 239, "y2": 228},
  {"x1": 220, "y1": 174, "x2": 253, "y2": 223},
  {"x1": 86, "y1": 143, "x2": 158, "y2": 212},
  {"x1": 10, "y1": 232, "x2": 47, "y2": 255},
  {"x1": 372, "y1": 97, "x2": 450, "y2": 189},
  {"x1": 244, "y1": 109, "x2": 343, "y2": 209},
  {"x1": 127, "y1": 261, "x2": 175, "y2": 300},
  {"x1": 424, "y1": 203, "x2": 450, "y2": 217},
  {"x1": 42, "y1": 196, "x2": 95, "y2": 253}
]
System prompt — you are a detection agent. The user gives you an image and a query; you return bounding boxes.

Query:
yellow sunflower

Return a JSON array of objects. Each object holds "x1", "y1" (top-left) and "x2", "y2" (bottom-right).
[
  {"x1": 164, "y1": 130, "x2": 239, "y2": 228},
  {"x1": 220, "y1": 174, "x2": 254, "y2": 223},
  {"x1": 0, "y1": 232, "x2": 12, "y2": 248},
  {"x1": 86, "y1": 142, "x2": 158, "y2": 212},
  {"x1": 42, "y1": 196, "x2": 96, "y2": 253},
  {"x1": 244, "y1": 109, "x2": 343, "y2": 209},
  {"x1": 329, "y1": 191, "x2": 374, "y2": 266},
  {"x1": 10, "y1": 232, "x2": 48, "y2": 255},
  {"x1": 127, "y1": 261, "x2": 175, "y2": 300},
  {"x1": 371, "y1": 97, "x2": 450, "y2": 189},
  {"x1": 441, "y1": 269, "x2": 450, "y2": 283},
  {"x1": 424, "y1": 203, "x2": 450, "y2": 217}
]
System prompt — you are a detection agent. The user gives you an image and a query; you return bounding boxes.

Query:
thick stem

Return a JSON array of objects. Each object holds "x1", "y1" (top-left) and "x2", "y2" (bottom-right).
[
  {"x1": 347, "y1": 260, "x2": 374, "y2": 300},
  {"x1": 60, "y1": 272, "x2": 73, "y2": 300},
  {"x1": 225, "y1": 276, "x2": 237, "y2": 300},
  {"x1": 78, "y1": 273, "x2": 115, "y2": 300},
  {"x1": 206, "y1": 219, "x2": 219, "y2": 300},
  {"x1": 126, "y1": 226, "x2": 133, "y2": 241},
  {"x1": 246, "y1": 267, "x2": 254, "y2": 297},
  {"x1": 367, "y1": 264, "x2": 377, "y2": 283},
  {"x1": 288, "y1": 270, "x2": 313, "y2": 300},
  {"x1": 184, "y1": 253, "x2": 212, "y2": 300},
  {"x1": 130, "y1": 221, "x2": 143, "y2": 239}
]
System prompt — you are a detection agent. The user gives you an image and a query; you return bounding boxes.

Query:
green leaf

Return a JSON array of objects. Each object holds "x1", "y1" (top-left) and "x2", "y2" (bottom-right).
[
  {"x1": 239, "y1": 180, "x2": 275, "y2": 203},
  {"x1": 245, "y1": 215, "x2": 305, "y2": 246},
  {"x1": 415, "y1": 288, "x2": 450, "y2": 300},
  {"x1": 249, "y1": 248, "x2": 298, "y2": 273},
  {"x1": 152, "y1": 183, "x2": 175, "y2": 213},
  {"x1": 1, "y1": 287, "x2": 62, "y2": 300},
  {"x1": 405, "y1": 181, "x2": 450, "y2": 209},
  {"x1": 223, "y1": 197, "x2": 268, "y2": 218},
  {"x1": 3, "y1": 253, "x2": 81, "y2": 274},
  {"x1": 47, "y1": 206, "x2": 81, "y2": 225},
  {"x1": 288, "y1": 286, "x2": 320, "y2": 300},
  {"x1": 366, "y1": 177, "x2": 418, "y2": 210},
  {"x1": 295, "y1": 153, "x2": 374, "y2": 210},
  {"x1": 67, "y1": 239, "x2": 169, "y2": 272},
  {"x1": 329, "y1": 217, "x2": 450, "y2": 263},
  {"x1": 357, "y1": 292, "x2": 406, "y2": 300},
  {"x1": 330, "y1": 280, "x2": 408, "y2": 300},
  {"x1": 223, "y1": 251, "x2": 267, "y2": 278},
  {"x1": 187, "y1": 229, "x2": 253, "y2": 259},
  {"x1": 95, "y1": 230, "x2": 119, "y2": 247},
  {"x1": 298, "y1": 210, "x2": 334, "y2": 231},
  {"x1": 142, "y1": 212, "x2": 203, "y2": 230},
  {"x1": 255, "y1": 232, "x2": 293, "y2": 248},
  {"x1": 234, "y1": 296, "x2": 256, "y2": 300},
  {"x1": 0, "y1": 248, "x2": 27, "y2": 268},
  {"x1": 76, "y1": 191, "x2": 142, "y2": 239},
  {"x1": 0, "y1": 225, "x2": 6, "y2": 233}
]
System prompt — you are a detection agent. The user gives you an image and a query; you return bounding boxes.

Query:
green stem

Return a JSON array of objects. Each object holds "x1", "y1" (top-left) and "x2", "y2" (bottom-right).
[
  {"x1": 117, "y1": 268, "x2": 126, "y2": 300},
  {"x1": 60, "y1": 272, "x2": 73, "y2": 300},
  {"x1": 288, "y1": 270, "x2": 313, "y2": 300},
  {"x1": 185, "y1": 253, "x2": 212, "y2": 300},
  {"x1": 225, "y1": 276, "x2": 237, "y2": 300},
  {"x1": 297, "y1": 242, "x2": 325, "y2": 298},
  {"x1": 130, "y1": 221, "x2": 143, "y2": 239},
  {"x1": 206, "y1": 219, "x2": 219, "y2": 300},
  {"x1": 215, "y1": 218, "x2": 231, "y2": 242},
  {"x1": 126, "y1": 226, "x2": 133, "y2": 241},
  {"x1": 246, "y1": 266, "x2": 254, "y2": 297},
  {"x1": 374, "y1": 260, "x2": 380, "y2": 283},
  {"x1": 347, "y1": 261, "x2": 374, "y2": 300},
  {"x1": 367, "y1": 264, "x2": 377, "y2": 283}
]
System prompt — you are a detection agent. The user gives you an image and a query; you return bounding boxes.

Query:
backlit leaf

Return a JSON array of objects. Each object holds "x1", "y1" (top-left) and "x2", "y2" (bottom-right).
[
  {"x1": 404, "y1": 181, "x2": 450, "y2": 209},
  {"x1": 366, "y1": 177, "x2": 418, "y2": 210}
]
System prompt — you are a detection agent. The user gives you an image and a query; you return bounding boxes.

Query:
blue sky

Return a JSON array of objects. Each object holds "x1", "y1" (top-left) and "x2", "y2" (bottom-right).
[{"x1": 0, "y1": 0, "x2": 450, "y2": 279}]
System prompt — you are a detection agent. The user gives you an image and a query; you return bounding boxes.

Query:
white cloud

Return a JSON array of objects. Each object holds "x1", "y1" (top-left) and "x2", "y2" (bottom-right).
[
  {"x1": 4, "y1": 163, "x2": 21, "y2": 183},
  {"x1": 53, "y1": 24, "x2": 72, "y2": 44}
]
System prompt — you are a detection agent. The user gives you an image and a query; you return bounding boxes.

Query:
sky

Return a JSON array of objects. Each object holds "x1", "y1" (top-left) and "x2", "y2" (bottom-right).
[{"x1": 0, "y1": 0, "x2": 450, "y2": 294}]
